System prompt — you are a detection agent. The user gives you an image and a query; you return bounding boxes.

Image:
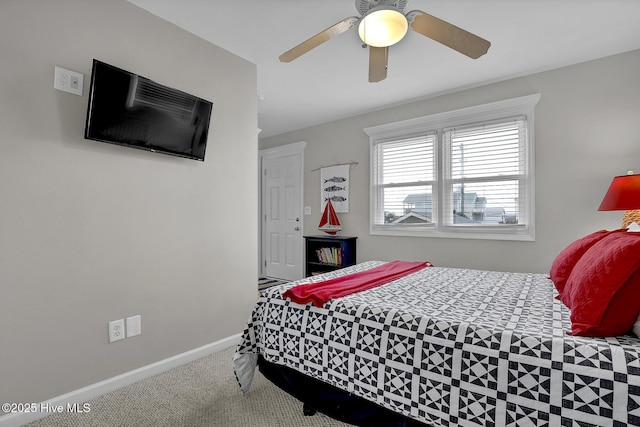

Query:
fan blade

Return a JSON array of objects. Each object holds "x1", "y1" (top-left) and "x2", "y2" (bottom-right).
[
  {"x1": 407, "y1": 10, "x2": 490, "y2": 59},
  {"x1": 369, "y1": 46, "x2": 388, "y2": 83},
  {"x1": 279, "y1": 16, "x2": 360, "y2": 63}
]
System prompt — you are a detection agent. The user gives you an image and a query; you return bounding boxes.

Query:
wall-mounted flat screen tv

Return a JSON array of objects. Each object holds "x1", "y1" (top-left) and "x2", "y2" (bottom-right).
[{"x1": 84, "y1": 59, "x2": 213, "y2": 161}]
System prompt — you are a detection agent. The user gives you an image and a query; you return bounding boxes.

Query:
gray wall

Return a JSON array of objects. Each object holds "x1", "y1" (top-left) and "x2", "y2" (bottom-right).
[
  {"x1": 261, "y1": 49, "x2": 640, "y2": 274},
  {"x1": 0, "y1": 1, "x2": 258, "y2": 404}
]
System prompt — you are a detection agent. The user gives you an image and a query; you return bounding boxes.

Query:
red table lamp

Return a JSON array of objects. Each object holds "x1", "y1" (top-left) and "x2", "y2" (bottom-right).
[{"x1": 598, "y1": 172, "x2": 640, "y2": 228}]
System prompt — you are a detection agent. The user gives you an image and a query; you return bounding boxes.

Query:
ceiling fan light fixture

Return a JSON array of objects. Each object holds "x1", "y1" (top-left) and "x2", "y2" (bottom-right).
[{"x1": 358, "y1": 7, "x2": 408, "y2": 47}]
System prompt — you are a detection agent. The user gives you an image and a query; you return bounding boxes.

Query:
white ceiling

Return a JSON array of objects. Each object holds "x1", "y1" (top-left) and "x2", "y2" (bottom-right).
[{"x1": 127, "y1": 0, "x2": 640, "y2": 138}]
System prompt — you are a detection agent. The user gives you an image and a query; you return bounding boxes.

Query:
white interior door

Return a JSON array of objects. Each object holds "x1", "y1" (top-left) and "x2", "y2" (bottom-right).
[{"x1": 262, "y1": 149, "x2": 303, "y2": 281}]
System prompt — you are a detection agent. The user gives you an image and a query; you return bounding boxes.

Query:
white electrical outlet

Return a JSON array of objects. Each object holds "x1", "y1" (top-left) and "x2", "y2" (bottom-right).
[
  {"x1": 126, "y1": 315, "x2": 141, "y2": 338},
  {"x1": 108, "y1": 319, "x2": 125, "y2": 343},
  {"x1": 54, "y1": 66, "x2": 83, "y2": 96}
]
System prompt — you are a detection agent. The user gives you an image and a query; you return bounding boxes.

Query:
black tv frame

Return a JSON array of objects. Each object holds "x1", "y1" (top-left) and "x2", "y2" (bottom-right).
[{"x1": 84, "y1": 59, "x2": 213, "y2": 161}]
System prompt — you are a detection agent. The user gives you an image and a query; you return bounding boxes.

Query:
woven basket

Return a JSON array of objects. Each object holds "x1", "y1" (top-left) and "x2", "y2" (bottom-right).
[{"x1": 622, "y1": 209, "x2": 640, "y2": 228}]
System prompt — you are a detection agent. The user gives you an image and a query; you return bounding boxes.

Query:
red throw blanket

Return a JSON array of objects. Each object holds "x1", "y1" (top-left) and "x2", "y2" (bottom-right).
[{"x1": 282, "y1": 261, "x2": 433, "y2": 307}]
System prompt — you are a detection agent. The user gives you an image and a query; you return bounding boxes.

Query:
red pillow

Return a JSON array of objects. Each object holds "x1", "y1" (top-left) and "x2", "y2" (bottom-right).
[
  {"x1": 550, "y1": 229, "x2": 612, "y2": 298},
  {"x1": 564, "y1": 232, "x2": 640, "y2": 336}
]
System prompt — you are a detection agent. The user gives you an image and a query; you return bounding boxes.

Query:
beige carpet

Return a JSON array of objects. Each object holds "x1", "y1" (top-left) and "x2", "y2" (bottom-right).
[{"x1": 25, "y1": 346, "x2": 351, "y2": 427}]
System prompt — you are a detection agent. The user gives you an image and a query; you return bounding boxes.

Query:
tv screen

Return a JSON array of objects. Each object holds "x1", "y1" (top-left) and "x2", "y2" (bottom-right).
[{"x1": 84, "y1": 60, "x2": 212, "y2": 161}]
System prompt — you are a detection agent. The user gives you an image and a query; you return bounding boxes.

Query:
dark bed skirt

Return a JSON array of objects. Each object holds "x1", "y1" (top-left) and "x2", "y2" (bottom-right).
[{"x1": 257, "y1": 355, "x2": 429, "y2": 427}]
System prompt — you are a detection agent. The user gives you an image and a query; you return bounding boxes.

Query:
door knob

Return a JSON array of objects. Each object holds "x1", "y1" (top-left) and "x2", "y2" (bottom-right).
[{"x1": 295, "y1": 227, "x2": 300, "y2": 231}]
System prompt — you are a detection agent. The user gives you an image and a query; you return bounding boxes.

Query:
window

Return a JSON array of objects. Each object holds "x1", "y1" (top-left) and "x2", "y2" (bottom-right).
[{"x1": 366, "y1": 94, "x2": 540, "y2": 241}]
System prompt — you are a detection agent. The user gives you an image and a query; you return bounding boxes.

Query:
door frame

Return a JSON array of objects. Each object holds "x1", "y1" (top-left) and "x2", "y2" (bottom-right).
[{"x1": 259, "y1": 141, "x2": 306, "y2": 279}]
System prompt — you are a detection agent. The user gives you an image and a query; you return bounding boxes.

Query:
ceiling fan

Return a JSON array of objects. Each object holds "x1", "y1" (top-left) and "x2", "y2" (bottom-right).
[{"x1": 279, "y1": 0, "x2": 491, "y2": 82}]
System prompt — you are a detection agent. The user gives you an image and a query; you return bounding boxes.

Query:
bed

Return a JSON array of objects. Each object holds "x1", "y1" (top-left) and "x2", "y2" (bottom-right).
[{"x1": 234, "y1": 241, "x2": 640, "y2": 426}]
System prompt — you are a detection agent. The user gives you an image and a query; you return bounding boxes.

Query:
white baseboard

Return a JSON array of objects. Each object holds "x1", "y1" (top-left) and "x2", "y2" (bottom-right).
[{"x1": 0, "y1": 334, "x2": 241, "y2": 427}]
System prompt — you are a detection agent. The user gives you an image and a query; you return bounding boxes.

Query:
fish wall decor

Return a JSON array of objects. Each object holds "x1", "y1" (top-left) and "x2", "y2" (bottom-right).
[{"x1": 320, "y1": 164, "x2": 350, "y2": 213}]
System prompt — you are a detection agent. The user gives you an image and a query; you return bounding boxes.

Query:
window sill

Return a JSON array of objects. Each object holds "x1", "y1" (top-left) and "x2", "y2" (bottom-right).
[{"x1": 370, "y1": 225, "x2": 535, "y2": 241}]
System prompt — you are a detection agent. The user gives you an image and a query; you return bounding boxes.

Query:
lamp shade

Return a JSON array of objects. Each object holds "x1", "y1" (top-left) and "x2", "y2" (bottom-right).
[
  {"x1": 598, "y1": 173, "x2": 640, "y2": 211},
  {"x1": 358, "y1": 7, "x2": 408, "y2": 47}
]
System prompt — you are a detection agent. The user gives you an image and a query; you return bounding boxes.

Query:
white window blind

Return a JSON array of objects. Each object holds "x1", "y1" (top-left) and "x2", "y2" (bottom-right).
[
  {"x1": 366, "y1": 94, "x2": 539, "y2": 241},
  {"x1": 443, "y1": 117, "x2": 527, "y2": 226},
  {"x1": 372, "y1": 134, "x2": 436, "y2": 226}
]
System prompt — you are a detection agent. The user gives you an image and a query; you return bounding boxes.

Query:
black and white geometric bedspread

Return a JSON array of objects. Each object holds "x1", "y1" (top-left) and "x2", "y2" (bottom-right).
[{"x1": 233, "y1": 261, "x2": 640, "y2": 426}]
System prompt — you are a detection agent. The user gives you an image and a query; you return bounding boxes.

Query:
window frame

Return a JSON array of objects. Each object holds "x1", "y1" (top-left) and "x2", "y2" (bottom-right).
[{"x1": 366, "y1": 94, "x2": 541, "y2": 241}]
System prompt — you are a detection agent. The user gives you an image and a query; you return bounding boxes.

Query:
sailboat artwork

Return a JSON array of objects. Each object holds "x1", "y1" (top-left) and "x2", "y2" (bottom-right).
[{"x1": 318, "y1": 198, "x2": 342, "y2": 235}]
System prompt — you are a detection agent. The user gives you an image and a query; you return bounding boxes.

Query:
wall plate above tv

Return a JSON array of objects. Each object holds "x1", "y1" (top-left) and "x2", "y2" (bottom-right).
[{"x1": 84, "y1": 59, "x2": 213, "y2": 161}]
